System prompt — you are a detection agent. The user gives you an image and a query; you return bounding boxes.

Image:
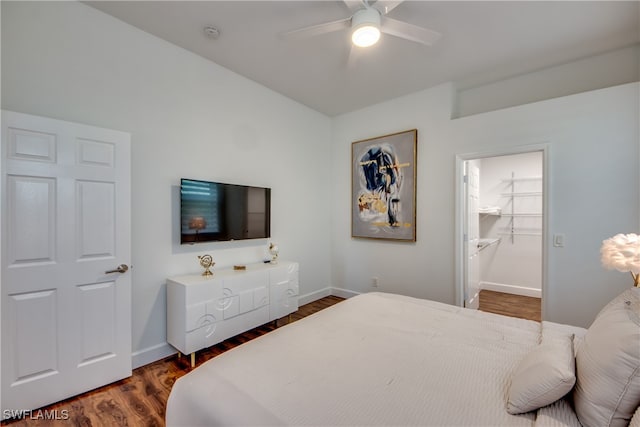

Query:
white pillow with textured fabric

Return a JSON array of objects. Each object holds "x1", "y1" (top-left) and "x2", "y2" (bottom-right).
[
  {"x1": 573, "y1": 287, "x2": 640, "y2": 427},
  {"x1": 506, "y1": 334, "x2": 576, "y2": 414},
  {"x1": 630, "y1": 406, "x2": 640, "y2": 427}
]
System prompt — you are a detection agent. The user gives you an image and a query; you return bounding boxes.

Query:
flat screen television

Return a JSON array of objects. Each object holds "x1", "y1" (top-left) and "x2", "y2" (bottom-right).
[{"x1": 180, "y1": 179, "x2": 271, "y2": 244}]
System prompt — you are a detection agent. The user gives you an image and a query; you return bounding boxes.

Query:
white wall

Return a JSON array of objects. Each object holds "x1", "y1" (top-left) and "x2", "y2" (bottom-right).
[
  {"x1": 331, "y1": 83, "x2": 459, "y2": 304},
  {"x1": 455, "y1": 44, "x2": 640, "y2": 117},
  {"x1": 1, "y1": 1, "x2": 332, "y2": 366},
  {"x1": 332, "y1": 82, "x2": 639, "y2": 328},
  {"x1": 478, "y1": 152, "x2": 543, "y2": 295}
]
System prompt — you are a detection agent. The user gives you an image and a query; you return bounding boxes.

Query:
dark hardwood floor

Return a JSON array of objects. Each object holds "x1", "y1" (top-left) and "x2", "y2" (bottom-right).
[
  {"x1": 478, "y1": 289, "x2": 541, "y2": 322},
  {"x1": 2, "y1": 290, "x2": 539, "y2": 426},
  {"x1": 1, "y1": 296, "x2": 345, "y2": 427}
]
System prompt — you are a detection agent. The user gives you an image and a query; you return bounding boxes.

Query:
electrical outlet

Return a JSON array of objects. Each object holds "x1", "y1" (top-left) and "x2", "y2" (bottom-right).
[{"x1": 371, "y1": 277, "x2": 379, "y2": 287}]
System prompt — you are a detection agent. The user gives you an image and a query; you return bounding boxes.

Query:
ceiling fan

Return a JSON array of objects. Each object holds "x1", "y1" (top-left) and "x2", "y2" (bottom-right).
[{"x1": 281, "y1": 0, "x2": 441, "y2": 48}]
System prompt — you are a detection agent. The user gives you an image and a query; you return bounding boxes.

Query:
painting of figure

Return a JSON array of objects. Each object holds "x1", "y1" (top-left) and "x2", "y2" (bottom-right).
[{"x1": 352, "y1": 129, "x2": 417, "y2": 241}]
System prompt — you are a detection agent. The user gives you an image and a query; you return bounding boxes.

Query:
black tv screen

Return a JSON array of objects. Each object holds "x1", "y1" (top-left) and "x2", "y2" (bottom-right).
[{"x1": 180, "y1": 179, "x2": 271, "y2": 244}]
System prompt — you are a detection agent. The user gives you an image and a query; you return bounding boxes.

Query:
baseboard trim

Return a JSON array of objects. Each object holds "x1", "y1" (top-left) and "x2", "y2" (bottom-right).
[
  {"x1": 480, "y1": 281, "x2": 541, "y2": 298},
  {"x1": 298, "y1": 287, "x2": 361, "y2": 306},
  {"x1": 466, "y1": 291, "x2": 480, "y2": 309},
  {"x1": 331, "y1": 287, "x2": 361, "y2": 299},
  {"x1": 298, "y1": 287, "x2": 332, "y2": 306},
  {"x1": 132, "y1": 342, "x2": 176, "y2": 369}
]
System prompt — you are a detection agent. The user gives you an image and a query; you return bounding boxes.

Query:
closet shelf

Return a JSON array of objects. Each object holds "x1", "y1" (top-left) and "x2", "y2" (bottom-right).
[
  {"x1": 501, "y1": 172, "x2": 543, "y2": 244},
  {"x1": 500, "y1": 191, "x2": 543, "y2": 197},
  {"x1": 498, "y1": 232, "x2": 541, "y2": 237},
  {"x1": 479, "y1": 206, "x2": 501, "y2": 216},
  {"x1": 501, "y1": 213, "x2": 542, "y2": 217},
  {"x1": 501, "y1": 176, "x2": 542, "y2": 182}
]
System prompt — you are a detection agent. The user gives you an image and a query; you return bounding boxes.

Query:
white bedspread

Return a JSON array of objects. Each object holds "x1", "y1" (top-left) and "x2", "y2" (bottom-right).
[{"x1": 167, "y1": 292, "x2": 581, "y2": 426}]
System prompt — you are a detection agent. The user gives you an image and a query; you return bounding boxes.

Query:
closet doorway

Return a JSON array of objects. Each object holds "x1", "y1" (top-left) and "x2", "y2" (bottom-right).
[{"x1": 455, "y1": 146, "x2": 547, "y2": 322}]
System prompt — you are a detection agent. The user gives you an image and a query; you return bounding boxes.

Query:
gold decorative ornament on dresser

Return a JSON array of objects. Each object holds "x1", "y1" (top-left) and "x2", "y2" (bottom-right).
[
  {"x1": 197, "y1": 254, "x2": 215, "y2": 276},
  {"x1": 166, "y1": 261, "x2": 299, "y2": 367}
]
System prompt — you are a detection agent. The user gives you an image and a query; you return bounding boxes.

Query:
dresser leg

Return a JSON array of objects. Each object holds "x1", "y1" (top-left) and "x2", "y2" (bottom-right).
[{"x1": 190, "y1": 352, "x2": 195, "y2": 368}]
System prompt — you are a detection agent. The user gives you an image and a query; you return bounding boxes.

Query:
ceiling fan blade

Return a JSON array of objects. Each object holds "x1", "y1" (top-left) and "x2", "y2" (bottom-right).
[
  {"x1": 380, "y1": 16, "x2": 441, "y2": 46},
  {"x1": 343, "y1": 0, "x2": 364, "y2": 14},
  {"x1": 280, "y1": 17, "x2": 351, "y2": 40},
  {"x1": 346, "y1": 43, "x2": 359, "y2": 69},
  {"x1": 372, "y1": 0, "x2": 404, "y2": 15}
]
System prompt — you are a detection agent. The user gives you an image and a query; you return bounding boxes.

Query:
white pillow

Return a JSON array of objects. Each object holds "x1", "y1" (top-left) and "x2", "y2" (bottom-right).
[
  {"x1": 630, "y1": 406, "x2": 640, "y2": 427},
  {"x1": 573, "y1": 287, "x2": 640, "y2": 427},
  {"x1": 507, "y1": 334, "x2": 576, "y2": 414}
]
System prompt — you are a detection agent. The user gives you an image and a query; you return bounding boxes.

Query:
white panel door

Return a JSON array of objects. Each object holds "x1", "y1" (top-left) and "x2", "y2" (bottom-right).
[
  {"x1": 465, "y1": 164, "x2": 480, "y2": 309},
  {"x1": 1, "y1": 110, "x2": 131, "y2": 413}
]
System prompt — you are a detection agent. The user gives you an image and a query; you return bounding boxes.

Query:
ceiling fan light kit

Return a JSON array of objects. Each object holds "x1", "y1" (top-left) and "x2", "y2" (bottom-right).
[{"x1": 351, "y1": 7, "x2": 381, "y2": 47}]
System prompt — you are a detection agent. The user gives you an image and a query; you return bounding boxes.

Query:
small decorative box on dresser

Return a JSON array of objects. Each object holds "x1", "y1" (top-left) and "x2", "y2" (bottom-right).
[{"x1": 167, "y1": 261, "x2": 299, "y2": 366}]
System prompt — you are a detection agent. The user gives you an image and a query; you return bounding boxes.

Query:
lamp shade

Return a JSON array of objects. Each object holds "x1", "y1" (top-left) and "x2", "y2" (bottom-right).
[
  {"x1": 600, "y1": 233, "x2": 640, "y2": 274},
  {"x1": 351, "y1": 8, "x2": 381, "y2": 47},
  {"x1": 188, "y1": 216, "x2": 207, "y2": 230}
]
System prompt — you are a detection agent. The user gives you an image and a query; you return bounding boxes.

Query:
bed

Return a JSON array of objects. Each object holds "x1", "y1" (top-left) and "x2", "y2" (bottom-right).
[{"x1": 166, "y1": 290, "x2": 640, "y2": 427}]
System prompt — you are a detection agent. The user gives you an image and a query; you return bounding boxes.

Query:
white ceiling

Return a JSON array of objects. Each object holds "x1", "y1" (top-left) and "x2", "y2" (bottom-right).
[{"x1": 88, "y1": 1, "x2": 639, "y2": 116}]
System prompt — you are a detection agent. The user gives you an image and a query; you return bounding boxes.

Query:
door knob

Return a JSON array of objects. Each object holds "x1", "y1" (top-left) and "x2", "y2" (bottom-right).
[{"x1": 105, "y1": 264, "x2": 129, "y2": 274}]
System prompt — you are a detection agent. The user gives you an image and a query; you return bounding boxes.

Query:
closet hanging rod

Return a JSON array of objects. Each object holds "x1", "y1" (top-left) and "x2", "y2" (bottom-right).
[{"x1": 477, "y1": 238, "x2": 501, "y2": 251}]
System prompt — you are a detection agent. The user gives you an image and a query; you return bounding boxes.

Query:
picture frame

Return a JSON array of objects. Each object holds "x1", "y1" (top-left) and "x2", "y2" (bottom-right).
[{"x1": 351, "y1": 129, "x2": 417, "y2": 241}]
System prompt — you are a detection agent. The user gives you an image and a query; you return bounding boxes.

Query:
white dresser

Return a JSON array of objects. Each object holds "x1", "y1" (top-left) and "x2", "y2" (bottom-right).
[{"x1": 167, "y1": 261, "x2": 299, "y2": 366}]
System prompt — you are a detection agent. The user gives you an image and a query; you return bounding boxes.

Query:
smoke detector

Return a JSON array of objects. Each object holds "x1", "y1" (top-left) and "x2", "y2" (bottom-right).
[{"x1": 203, "y1": 26, "x2": 220, "y2": 39}]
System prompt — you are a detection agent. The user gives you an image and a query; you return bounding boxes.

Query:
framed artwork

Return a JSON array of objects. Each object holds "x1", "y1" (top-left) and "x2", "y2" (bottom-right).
[{"x1": 352, "y1": 129, "x2": 417, "y2": 241}]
